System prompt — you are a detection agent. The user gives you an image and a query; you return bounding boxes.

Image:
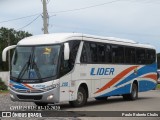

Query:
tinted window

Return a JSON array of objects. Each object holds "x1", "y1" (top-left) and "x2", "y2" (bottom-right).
[
  {"x1": 60, "y1": 41, "x2": 80, "y2": 77},
  {"x1": 97, "y1": 44, "x2": 105, "y2": 62},
  {"x1": 81, "y1": 42, "x2": 89, "y2": 63},
  {"x1": 136, "y1": 48, "x2": 145, "y2": 64},
  {"x1": 146, "y1": 49, "x2": 156, "y2": 64},
  {"x1": 69, "y1": 41, "x2": 80, "y2": 69},
  {"x1": 125, "y1": 47, "x2": 136, "y2": 64},
  {"x1": 112, "y1": 45, "x2": 124, "y2": 63},
  {"x1": 105, "y1": 44, "x2": 112, "y2": 63},
  {"x1": 90, "y1": 43, "x2": 98, "y2": 63},
  {"x1": 80, "y1": 41, "x2": 155, "y2": 65}
]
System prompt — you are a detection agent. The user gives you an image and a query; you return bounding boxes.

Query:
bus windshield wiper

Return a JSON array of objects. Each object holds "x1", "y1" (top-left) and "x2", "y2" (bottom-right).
[
  {"x1": 17, "y1": 54, "x2": 32, "y2": 81},
  {"x1": 17, "y1": 47, "x2": 43, "y2": 82}
]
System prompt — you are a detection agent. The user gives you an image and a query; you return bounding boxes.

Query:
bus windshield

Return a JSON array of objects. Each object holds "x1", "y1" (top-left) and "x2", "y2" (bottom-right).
[{"x1": 11, "y1": 45, "x2": 61, "y2": 80}]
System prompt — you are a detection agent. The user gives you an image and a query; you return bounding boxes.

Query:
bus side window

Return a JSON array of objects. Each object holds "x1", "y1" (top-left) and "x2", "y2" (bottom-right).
[
  {"x1": 130, "y1": 48, "x2": 136, "y2": 64},
  {"x1": 59, "y1": 46, "x2": 70, "y2": 77},
  {"x1": 125, "y1": 47, "x2": 136, "y2": 64},
  {"x1": 136, "y1": 48, "x2": 145, "y2": 64},
  {"x1": 146, "y1": 49, "x2": 156, "y2": 64},
  {"x1": 80, "y1": 42, "x2": 91, "y2": 63},
  {"x1": 90, "y1": 43, "x2": 98, "y2": 63},
  {"x1": 68, "y1": 41, "x2": 80, "y2": 69},
  {"x1": 60, "y1": 41, "x2": 80, "y2": 77},
  {"x1": 105, "y1": 45, "x2": 112, "y2": 63},
  {"x1": 112, "y1": 45, "x2": 124, "y2": 64},
  {"x1": 97, "y1": 44, "x2": 105, "y2": 63}
]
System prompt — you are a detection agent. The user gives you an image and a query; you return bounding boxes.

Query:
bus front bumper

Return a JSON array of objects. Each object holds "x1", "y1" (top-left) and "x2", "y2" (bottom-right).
[{"x1": 9, "y1": 88, "x2": 60, "y2": 103}]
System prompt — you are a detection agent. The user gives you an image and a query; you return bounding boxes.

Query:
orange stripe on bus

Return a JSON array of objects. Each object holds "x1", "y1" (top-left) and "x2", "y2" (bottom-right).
[
  {"x1": 142, "y1": 74, "x2": 157, "y2": 81},
  {"x1": 95, "y1": 66, "x2": 139, "y2": 94},
  {"x1": 23, "y1": 84, "x2": 34, "y2": 89}
]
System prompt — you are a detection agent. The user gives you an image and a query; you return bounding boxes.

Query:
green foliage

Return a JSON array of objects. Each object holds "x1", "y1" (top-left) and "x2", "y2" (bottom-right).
[
  {"x1": 0, "y1": 78, "x2": 7, "y2": 90},
  {"x1": 157, "y1": 84, "x2": 160, "y2": 89},
  {"x1": 0, "y1": 27, "x2": 32, "y2": 71},
  {"x1": 157, "y1": 53, "x2": 160, "y2": 69}
]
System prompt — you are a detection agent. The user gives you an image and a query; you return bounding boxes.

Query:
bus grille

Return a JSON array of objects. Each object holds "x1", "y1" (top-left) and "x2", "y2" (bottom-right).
[
  {"x1": 17, "y1": 95, "x2": 42, "y2": 100},
  {"x1": 17, "y1": 89, "x2": 44, "y2": 93},
  {"x1": 11, "y1": 87, "x2": 44, "y2": 93}
]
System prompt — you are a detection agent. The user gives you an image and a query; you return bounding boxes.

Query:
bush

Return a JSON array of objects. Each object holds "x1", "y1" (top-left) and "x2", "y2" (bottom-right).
[{"x1": 0, "y1": 78, "x2": 8, "y2": 91}]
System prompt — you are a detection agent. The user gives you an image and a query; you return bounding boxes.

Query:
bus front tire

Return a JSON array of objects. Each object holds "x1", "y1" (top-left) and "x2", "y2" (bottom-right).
[
  {"x1": 34, "y1": 102, "x2": 48, "y2": 106},
  {"x1": 69, "y1": 87, "x2": 87, "y2": 107},
  {"x1": 123, "y1": 83, "x2": 138, "y2": 100}
]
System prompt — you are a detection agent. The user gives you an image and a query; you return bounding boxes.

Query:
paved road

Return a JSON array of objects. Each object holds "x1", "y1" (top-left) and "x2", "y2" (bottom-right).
[
  {"x1": 0, "y1": 90, "x2": 160, "y2": 120},
  {"x1": 63, "y1": 90, "x2": 160, "y2": 111}
]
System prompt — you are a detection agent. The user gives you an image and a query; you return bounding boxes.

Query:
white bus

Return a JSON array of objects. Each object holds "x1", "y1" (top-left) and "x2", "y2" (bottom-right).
[{"x1": 2, "y1": 33, "x2": 157, "y2": 107}]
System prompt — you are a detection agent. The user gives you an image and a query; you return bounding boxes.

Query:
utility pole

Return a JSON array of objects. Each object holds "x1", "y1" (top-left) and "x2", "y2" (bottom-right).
[
  {"x1": 8, "y1": 32, "x2": 10, "y2": 71},
  {"x1": 42, "y1": 0, "x2": 49, "y2": 34}
]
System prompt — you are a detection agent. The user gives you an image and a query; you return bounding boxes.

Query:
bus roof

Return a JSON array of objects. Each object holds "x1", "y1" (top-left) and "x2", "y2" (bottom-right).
[{"x1": 17, "y1": 33, "x2": 155, "y2": 49}]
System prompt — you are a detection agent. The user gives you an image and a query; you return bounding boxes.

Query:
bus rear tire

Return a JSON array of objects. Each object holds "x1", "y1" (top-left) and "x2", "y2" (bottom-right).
[
  {"x1": 123, "y1": 83, "x2": 138, "y2": 100},
  {"x1": 34, "y1": 102, "x2": 48, "y2": 106},
  {"x1": 69, "y1": 87, "x2": 87, "y2": 107}
]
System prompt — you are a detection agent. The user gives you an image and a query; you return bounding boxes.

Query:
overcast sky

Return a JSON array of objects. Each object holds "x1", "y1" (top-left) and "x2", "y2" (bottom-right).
[{"x1": 0, "y1": 0, "x2": 160, "y2": 52}]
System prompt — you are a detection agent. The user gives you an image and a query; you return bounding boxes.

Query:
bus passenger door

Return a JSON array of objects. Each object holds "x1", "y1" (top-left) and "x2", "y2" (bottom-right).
[
  {"x1": 59, "y1": 41, "x2": 81, "y2": 102},
  {"x1": 59, "y1": 74, "x2": 71, "y2": 102},
  {"x1": 59, "y1": 48, "x2": 71, "y2": 102}
]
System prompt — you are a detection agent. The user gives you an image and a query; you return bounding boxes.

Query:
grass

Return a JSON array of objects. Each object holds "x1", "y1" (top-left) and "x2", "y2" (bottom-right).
[
  {"x1": 0, "y1": 89, "x2": 9, "y2": 94},
  {"x1": 156, "y1": 84, "x2": 160, "y2": 89}
]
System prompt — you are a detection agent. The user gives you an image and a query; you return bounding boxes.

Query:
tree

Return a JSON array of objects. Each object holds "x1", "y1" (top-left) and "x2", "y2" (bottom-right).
[
  {"x1": 0, "y1": 27, "x2": 32, "y2": 71},
  {"x1": 157, "y1": 53, "x2": 160, "y2": 69}
]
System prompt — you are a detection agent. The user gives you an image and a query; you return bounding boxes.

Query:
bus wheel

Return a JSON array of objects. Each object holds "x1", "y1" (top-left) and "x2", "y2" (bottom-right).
[
  {"x1": 34, "y1": 102, "x2": 48, "y2": 106},
  {"x1": 123, "y1": 83, "x2": 138, "y2": 100},
  {"x1": 69, "y1": 87, "x2": 87, "y2": 107},
  {"x1": 95, "y1": 97, "x2": 108, "y2": 101}
]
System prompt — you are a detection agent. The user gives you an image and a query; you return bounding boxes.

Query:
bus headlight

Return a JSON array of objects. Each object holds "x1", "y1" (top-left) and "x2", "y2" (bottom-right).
[
  {"x1": 43, "y1": 84, "x2": 59, "y2": 91},
  {"x1": 47, "y1": 94, "x2": 54, "y2": 100}
]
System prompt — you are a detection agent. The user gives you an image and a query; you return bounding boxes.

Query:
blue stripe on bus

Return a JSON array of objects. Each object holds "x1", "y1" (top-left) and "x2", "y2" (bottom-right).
[
  {"x1": 115, "y1": 63, "x2": 157, "y2": 87},
  {"x1": 96, "y1": 84, "x2": 131, "y2": 98},
  {"x1": 13, "y1": 85, "x2": 29, "y2": 90},
  {"x1": 138, "y1": 80, "x2": 157, "y2": 92},
  {"x1": 10, "y1": 80, "x2": 29, "y2": 90}
]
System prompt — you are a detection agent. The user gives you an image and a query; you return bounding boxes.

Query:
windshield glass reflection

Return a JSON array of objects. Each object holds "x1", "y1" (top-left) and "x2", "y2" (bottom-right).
[{"x1": 11, "y1": 45, "x2": 60, "y2": 80}]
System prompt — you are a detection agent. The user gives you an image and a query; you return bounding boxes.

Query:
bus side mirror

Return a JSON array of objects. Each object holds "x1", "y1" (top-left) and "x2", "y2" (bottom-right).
[
  {"x1": 2, "y1": 45, "x2": 17, "y2": 62},
  {"x1": 64, "y1": 43, "x2": 70, "y2": 60}
]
